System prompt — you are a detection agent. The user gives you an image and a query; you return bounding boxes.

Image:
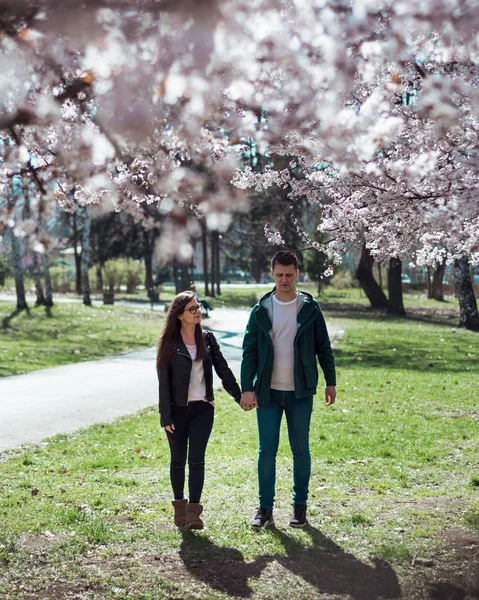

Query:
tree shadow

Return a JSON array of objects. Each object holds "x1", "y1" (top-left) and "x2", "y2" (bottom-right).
[
  {"x1": 322, "y1": 302, "x2": 460, "y2": 328},
  {"x1": 1, "y1": 306, "x2": 30, "y2": 329},
  {"x1": 428, "y1": 581, "x2": 479, "y2": 600},
  {"x1": 271, "y1": 525, "x2": 401, "y2": 600},
  {"x1": 178, "y1": 524, "x2": 402, "y2": 599}
]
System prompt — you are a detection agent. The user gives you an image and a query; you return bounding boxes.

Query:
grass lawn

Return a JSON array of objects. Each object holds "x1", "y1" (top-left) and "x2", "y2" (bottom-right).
[
  {"x1": 0, "y1": 303, "x2": 163, "y2": 378},
  {"x1": 0, "y1": 315, "x2": 478, "y2": 599}
]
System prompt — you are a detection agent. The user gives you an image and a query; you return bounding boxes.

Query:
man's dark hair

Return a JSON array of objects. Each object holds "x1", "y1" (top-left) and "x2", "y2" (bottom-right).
[{"x1": 271, "y1": 250, "x2": 298, "y2": 271}]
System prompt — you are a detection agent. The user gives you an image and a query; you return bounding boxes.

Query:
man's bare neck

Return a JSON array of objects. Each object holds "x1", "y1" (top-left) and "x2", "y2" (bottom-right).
[{"x1": 274, "y1": 290, "x2": 297, "y2": 302}]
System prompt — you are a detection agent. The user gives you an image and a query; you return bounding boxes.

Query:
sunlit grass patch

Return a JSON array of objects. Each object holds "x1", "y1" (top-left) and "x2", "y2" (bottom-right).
[
  {"x1": 0, "y1": 315, "x2": 477, "y2": 598},
  {"x1": 340, "y1": 513, "x2": 373, "y2": 527},
  {"x1": 373, "y1": 543, "x2": 413, "y2": 564},
  {"x1": 0, "y1": 302, "x2": 163, "y2": 377}
]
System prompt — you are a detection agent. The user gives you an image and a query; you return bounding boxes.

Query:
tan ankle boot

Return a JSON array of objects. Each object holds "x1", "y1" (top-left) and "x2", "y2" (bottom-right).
[
  {"x1": 172, "y1": 499, "x2": 188, "y2": 526},
  {"x1": 186, "y1": 503, "x2": 204, "y2": 530}
]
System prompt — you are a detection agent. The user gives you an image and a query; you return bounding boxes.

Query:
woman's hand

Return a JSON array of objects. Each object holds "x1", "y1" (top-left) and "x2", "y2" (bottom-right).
[
  {"x1": 240, "y1": 392, "x2": 257, "y2": 411},
  {"x1": 165, "y1": 424, "x2": 175, "y2": 434}
]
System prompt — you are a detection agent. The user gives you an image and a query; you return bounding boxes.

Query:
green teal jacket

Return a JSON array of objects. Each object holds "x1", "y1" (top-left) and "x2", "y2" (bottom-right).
[{"x1": 241, "y1": 289, "x2": 336, "y2": 404}]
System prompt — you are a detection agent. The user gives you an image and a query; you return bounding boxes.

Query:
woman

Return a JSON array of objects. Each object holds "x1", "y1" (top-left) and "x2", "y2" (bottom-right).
[{"x1": 157, "y1": 291, "x2": 241, "y2": 529}]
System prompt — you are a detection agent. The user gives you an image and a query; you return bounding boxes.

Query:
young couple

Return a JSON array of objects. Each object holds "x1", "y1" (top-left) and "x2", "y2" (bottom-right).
[{"x1": 156, "y1": 251, "x2": 336, "y2": 530}]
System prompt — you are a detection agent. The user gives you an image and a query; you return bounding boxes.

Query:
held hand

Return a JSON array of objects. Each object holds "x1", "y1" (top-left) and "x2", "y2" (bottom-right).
[
  {"x1": 240, "y1": 391, "x2": 258, "y2": 411},
  {"x1": 165, "y1": 424, "x2": 175, "y2": 434},
  {"x1": 325, "y1": 386, "x2": 336, "y2": 406}
]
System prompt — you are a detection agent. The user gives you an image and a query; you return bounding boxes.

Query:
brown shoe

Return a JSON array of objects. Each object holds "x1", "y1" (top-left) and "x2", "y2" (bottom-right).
[
  {"x1": 172, "y1": 499, "x2": 188, "y2": 527},
  {"x1": 186, "y1": 503, "x2": 204, "y2": 530}
]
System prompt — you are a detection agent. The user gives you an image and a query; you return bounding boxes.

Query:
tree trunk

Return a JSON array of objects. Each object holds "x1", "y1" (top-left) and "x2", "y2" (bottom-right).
[
  {"x1": 180, "y1": 263, "x2": 190, "y2": 292},
  {"x1": 428, "y1": 260, "x2": 446, "y2": 301},
  {"x1": 251, "y1": 255, "x2": 262, "y2": 283},
  {"x1": 172, "y1": 262, "x2": 180, "y2": 294},
  {"x1": 356, "y1": 244, "x2": 389, "y2": 309},
  {"x1": 210, "y1": 231, "x2": 216, "y2": 298},
  {"x1": 11, "y1": 229, "x2": 29, "y2": 311},
  {"x1": 189, "y1": 261, "x2": 195, "y2": 285},
  {"x1": 72, "y1": 211, "x2": 82, "y2": 295},
  {"x1": 387, "y1": 257, "x2": 406, "y2": 316},
  {"x1": 75, "y1": 251, "x2": 82, "y2": 295},
  {"x1": 426, "y1": 266, "x2": 432, "y2": 298},
  {"x1": 81, "y1": 205, "x2": 92, "y2": 306},
  {"x1": 213, "y1": 230, "x2": 221, "y2": 296},
  {"x1": 454, "y1": 256, "x2": 479, "y2": 331},
  {"x1": 201, "y1": 221, "x2": 210, "y2": 296},
  {"x1": 31, "y1": 250, "x2": 46, "y2": 306},
  {"x1": 144, "y1": 251, "x2": 154, "y2": 296},
  {"x1": 43, "y1": 252, "x2": 54, "y2": 308},
  {"x1": 143, "y1": 228, "x2": 158, "y2": 297},
  {"x1": 96, "y1": 264, "x2": 103, "y2": 292}
]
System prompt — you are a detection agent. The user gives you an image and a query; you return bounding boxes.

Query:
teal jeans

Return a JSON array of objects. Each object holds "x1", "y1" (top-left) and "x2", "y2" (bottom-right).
[{"x1": 256, "y1": 390, "x2": 313, "y2": 510}]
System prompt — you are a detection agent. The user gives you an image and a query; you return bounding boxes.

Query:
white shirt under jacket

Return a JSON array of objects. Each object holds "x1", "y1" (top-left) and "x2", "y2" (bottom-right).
[
  {"x1": 270, "y1": 293, "x2": 297, "y2": 391},
  {"x1": 185, "y1": 344, "x2": 207, "y2": 402}
]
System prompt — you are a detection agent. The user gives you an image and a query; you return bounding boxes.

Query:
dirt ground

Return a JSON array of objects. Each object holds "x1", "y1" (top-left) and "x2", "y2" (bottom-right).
[{"x1": 4, "y1": 528, "x2": 478, "y2": 600}]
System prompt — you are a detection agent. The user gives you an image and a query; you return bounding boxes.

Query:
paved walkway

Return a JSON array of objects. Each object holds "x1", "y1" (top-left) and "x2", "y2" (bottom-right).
[{"x1": 0, "y1": 306, "x2": 342, "y2": 453}]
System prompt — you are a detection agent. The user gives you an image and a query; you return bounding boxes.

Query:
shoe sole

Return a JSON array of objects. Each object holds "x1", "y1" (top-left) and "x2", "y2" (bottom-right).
[
  {"x1": 250, "y1": 519, "x2": 274, "y2": 529},
  {"x1": 289, "y1": 521, "x2": 307, "y2": 528}
]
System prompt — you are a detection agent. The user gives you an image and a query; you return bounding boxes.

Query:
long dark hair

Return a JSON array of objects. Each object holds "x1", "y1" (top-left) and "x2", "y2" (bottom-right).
[{"x1": 156, "y1": 291, "x2": 204, "y2": 370}]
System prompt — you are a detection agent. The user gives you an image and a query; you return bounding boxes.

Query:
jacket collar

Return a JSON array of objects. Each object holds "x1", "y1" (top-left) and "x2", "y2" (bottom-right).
[{"x1": 176, "y1": 336, "x2": 191, "y2": 358}]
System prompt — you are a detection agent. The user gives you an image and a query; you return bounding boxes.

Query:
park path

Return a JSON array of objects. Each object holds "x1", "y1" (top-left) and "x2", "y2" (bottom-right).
[{"x1": 0, "y1": 306, "x2": 343, "y2": 453}]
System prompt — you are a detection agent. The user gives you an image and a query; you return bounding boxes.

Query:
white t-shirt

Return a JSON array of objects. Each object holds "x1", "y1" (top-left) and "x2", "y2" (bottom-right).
[
  {"x1": 185, "y1": 344, "x2": 207, "y2": 402},
  {"x1": 270, "y1": 294, "x2": 297, "y2": 391}
]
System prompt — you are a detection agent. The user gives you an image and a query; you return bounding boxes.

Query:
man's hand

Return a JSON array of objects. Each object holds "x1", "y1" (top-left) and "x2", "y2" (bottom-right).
[
  {"x1": 325, "y1": 386, "x2": 336, "y2": 406},
  {"x1": 165, "y1": 424, "x2": 175, "y2": 434},
  {"x1": 240, "y1": 391, "x2": 258, "y2": 411}
]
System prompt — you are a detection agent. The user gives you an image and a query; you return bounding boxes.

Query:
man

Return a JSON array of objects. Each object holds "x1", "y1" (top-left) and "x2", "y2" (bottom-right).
[{"x1": 240, "y1": 250, "x2": 336, "y2": 528}]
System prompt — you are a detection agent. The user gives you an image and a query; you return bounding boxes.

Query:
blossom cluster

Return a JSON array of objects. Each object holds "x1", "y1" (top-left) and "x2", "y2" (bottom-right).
[{"x1": 0, "y1": 0, "x2": 477, "y2": 265}]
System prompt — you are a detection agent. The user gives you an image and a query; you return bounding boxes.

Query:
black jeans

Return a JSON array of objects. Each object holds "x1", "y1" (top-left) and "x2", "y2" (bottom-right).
[{"x1": 166, "y1": 402, "x2": 214, "y2": 504}]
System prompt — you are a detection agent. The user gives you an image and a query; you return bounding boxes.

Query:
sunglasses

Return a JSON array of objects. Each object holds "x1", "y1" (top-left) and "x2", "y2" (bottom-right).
[{"x1": 185, "y1": 304, "x2": 202, "y2": 314}]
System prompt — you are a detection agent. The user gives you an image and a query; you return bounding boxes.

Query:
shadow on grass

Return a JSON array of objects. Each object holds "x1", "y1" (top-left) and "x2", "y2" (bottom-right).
[
  {"x1": 179, "y1": 528, "x2": 268, "y2": 597},
  {"x1": 179, "y1": 525, "x2": 401, "y2": 599},
  {"x1": 428, "y1": 582, "x2": 479, "y2": 600},
  {"x1": 334, "y1": 339, "x2": 474, "y2": 373},
  {"x1": 322, "y1": 303, "x2": 460, "y2": 328},
  {"x1": 271, "y1": 525, "x2": 401, "y2": 600},
  {"x1": 1, "y1": 306, "x2": 30, "y2": 329}
]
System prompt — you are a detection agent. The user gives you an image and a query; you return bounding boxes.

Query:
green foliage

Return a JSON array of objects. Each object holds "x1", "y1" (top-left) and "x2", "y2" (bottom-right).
[
  {"x1": 303, "y1": 247, "x2": 329, "y2": 290},
  {"x1": 101, "y1": 259, "x2": 145, "y2": 293},
  {"x1": 0, "y1": 255, "x2": 12, "y2": 287},
  {"x1": 49, "y1": 263, "x2": 75, "y2": 293},
  {"x1": 330, "y1": 270, "x2": 358, "y2": 290},
  {"x1": 122, "y1": 259, "x2": 144, "y2": 293},
  {"x1": 102, "y1": 259, "x2": 123, "y2": 291}
]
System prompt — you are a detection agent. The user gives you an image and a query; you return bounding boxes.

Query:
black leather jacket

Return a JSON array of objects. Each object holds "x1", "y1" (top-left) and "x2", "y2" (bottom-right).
[{"x1": 158, "y1": 330, "x2": 241, "y2": 427}]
